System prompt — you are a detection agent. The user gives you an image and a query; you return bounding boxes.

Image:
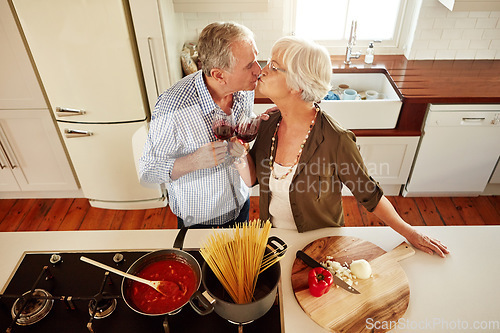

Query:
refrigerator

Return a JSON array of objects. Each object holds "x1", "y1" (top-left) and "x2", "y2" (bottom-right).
[{"x1": 11, "y1": 0, "x2": 183, "y2": 209}]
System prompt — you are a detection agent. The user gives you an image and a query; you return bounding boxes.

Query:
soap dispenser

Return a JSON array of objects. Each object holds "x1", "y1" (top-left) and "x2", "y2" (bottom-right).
[{"x1": 364, "y1": 42, "x2": 374, "y2": 64}]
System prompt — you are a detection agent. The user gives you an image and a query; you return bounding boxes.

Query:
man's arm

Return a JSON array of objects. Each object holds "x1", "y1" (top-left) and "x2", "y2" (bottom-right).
[{"x1": 170, "y1": 141, "x2": 228, "y2": 180}]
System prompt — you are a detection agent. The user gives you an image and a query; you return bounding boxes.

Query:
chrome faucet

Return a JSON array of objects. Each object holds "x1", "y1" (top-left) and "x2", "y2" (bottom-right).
[{"x1": 344, "y1": 20, "x2": 361, "y2": 65}]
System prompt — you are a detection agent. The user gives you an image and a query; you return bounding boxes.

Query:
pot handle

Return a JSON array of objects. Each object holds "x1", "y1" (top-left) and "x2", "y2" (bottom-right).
[
  {"x1": 189, "y1": 290, "x2": 215, "y2": 316},
  {"x1": 173, "y1": 226, "x2": 189, "y2": 250},
  {"x1": 267, "y1": 236, "x2": 287, "y2": 259}
]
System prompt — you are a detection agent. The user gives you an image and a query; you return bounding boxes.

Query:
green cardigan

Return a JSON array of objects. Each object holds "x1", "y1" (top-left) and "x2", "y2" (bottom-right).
[{"x1": 249, "y1": 110, "x2": 383, "y2": 232}]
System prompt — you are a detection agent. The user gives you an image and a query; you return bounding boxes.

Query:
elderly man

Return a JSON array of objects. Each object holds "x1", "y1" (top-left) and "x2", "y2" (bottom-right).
[{"x1": 140, "y1": 22, "x2": 261, "y2": 228}]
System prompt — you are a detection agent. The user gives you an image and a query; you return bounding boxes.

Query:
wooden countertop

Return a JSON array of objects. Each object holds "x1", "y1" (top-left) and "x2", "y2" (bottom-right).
[{"x1": 255, "y1": 55, "x2": 500, "y2": 136}]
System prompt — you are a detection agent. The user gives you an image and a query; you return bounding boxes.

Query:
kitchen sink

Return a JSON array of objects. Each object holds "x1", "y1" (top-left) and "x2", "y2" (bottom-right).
[{"x1": 320, "y1": 68, "x2": 403, "y2": 129}]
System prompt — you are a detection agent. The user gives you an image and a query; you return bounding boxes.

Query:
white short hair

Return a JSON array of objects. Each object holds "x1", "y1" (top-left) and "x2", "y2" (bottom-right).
[{"x1": 271, "y1": 37, "x2": 331, "y2": 102}]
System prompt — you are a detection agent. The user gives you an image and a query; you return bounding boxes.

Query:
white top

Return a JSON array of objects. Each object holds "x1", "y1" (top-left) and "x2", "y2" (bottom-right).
[
  {"x1": 269, "y1": 162, "x2": 297, "y2": 230},
  {"x1": 1, "y1": 227, "x2": 499, "y2": 333}
]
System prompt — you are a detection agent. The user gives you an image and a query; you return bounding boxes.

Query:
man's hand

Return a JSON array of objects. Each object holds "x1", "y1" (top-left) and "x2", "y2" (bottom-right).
[
  {"x1": 259, "y1": 105, "x2": 279, "y2": 121},
  {"x1": 171, "y1": 141, "x2": 227, "y2": 180},
  {"x1": 195, "y1": 141, "x2": 228, "y2": 168}
]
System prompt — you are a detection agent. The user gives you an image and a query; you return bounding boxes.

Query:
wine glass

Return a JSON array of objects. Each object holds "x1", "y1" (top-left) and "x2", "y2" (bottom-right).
[
  {"x1": 232, "y1": 113, "x2": 261, "y2": 167},
  {"x1": 212, "y1": 108, "x2": 235, "y2": 165},
  {"x1": 212, "y1": 110, "x2": 235, "y2": 141}
]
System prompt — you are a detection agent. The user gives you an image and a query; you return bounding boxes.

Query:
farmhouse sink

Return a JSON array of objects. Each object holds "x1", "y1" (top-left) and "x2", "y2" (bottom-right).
[{"x1": 320, "y1": 69, "x2": 403, "y2": 129}]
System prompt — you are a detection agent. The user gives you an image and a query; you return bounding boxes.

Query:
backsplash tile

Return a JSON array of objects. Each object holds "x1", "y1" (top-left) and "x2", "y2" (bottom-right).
[{"x1": 410, "y1": 0, "x2": 500, "y2": 60}]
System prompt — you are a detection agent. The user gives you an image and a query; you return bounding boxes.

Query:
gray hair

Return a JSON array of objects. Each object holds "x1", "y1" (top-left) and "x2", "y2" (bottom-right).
[
  {"x1": 271, "y1": 37, "x2": 331, "y2": 102},
  {"x1": 197, "y1": 22, "x2": 255, "y2": 77}
]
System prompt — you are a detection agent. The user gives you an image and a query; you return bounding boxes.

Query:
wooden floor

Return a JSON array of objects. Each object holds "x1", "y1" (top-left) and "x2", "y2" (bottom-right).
[{"x1": 0, "y1": 196, "x2": 499, "y2": 232}]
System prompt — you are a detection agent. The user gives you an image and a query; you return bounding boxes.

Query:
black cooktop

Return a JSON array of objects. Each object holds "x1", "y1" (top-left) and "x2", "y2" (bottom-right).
[{"x1": 0, "y1": 251, "x2": 283, "y2": 333}]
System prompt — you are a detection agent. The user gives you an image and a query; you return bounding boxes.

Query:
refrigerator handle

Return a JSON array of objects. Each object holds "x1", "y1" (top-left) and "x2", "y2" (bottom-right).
[
  {"x1": 147, "y1": 37, "x2": 160, "y2": 97},
  {"x1": 56, "y1": 107, "x2": 86, "y2": 117},
  {"x1": 64, "y1": 129, "x2": 94, "y2": 138}
]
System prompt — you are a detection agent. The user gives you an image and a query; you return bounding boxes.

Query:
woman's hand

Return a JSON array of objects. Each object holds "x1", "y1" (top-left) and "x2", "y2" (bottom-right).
[
  {"x1": 372, "y1": 196, "x2": 449, "y2": 258},
  {"x1": 405, "y1": 229, "x2": 449, "y2": 258}
]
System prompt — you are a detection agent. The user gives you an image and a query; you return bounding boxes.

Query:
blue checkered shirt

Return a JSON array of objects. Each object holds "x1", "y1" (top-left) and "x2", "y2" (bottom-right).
[{"x1": 139, "y1": 71, "x2": 253, "y2": 226}]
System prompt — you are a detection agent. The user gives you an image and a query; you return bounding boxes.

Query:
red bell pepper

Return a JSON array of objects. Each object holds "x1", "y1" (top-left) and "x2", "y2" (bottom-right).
[{"x1": 308, "y1": 267, "x2": 334, "y2": 297}]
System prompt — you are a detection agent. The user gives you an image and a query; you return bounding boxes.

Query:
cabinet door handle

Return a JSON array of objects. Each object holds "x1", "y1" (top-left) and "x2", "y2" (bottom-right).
[
  {"x1": 56, "y1": 107, "x2": 86, "y2": 117},
  {"x1": 0, "y1": 143, "x2": 8, "y2": 169},
  {"x1": 64, "y1": 129, "x2": 93, "y2": 138},
  {"x1": 0, "y1": 125, "x2": 19, "y2": 169}
]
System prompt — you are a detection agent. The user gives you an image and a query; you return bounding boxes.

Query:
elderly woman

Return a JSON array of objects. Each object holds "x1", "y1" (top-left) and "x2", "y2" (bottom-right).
[{"x1": 234, "y1": 36, "x2": 449, "y2": 257}]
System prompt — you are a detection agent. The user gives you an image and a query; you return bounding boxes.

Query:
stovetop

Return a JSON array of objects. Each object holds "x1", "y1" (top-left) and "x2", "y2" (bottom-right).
[{"x1": 0, "y1": 250, "x2": 283, "y2": 333}]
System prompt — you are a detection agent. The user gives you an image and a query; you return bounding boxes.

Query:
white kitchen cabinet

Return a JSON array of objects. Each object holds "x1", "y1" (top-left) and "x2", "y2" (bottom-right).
[
  {"x1": 252, "y1": 103, "x2": 274, "y2": 115},
  {"x1": 0, "y1": 109, "x2": 78, "y2": 193},
  {"x1": 344, "y1": 136, "x2": 419, "y2": 196},
  {"x1": 0, "y1": 0, "x2": 46, "y2": 109},
  {"x1": 0, "y1": 146, "x2": 19, "y2": 191},
  {"x1": 483, "y1": 159, "x2": 500, "y2": 195},
  {"x1": 0, "y1": 0, "x2": 78, "y2": 197},
  {"x1": 489, "y1": 161, "x2": 500, "y2": 184},
  {"x1": 172, "y1": 0, "x2": 268, "y2": 12}
]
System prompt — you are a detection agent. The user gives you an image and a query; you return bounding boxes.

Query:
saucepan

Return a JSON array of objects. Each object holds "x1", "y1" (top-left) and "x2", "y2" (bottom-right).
[
  {"x1": 189, "y1": 236, "x2": 287, "y2": 324},
  {"x1": 121, "y1": 224, "x2": 209, "y2": 316}
]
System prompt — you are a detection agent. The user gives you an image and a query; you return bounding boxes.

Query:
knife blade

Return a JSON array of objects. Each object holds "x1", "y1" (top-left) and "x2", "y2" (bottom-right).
[{"x1": 296, "y1": 250, "x2": 360, "y2": 294}]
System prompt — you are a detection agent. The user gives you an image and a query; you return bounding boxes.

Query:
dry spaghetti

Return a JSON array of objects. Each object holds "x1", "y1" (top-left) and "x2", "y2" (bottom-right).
[{"x1": 199, "y1": 219, "x2": 283, "y2": 304}]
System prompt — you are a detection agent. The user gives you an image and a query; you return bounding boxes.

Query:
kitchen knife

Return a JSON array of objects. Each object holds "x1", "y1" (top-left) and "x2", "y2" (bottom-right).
[{"x1": 296, "y1": 250, "x2": 360, "y2": 294}]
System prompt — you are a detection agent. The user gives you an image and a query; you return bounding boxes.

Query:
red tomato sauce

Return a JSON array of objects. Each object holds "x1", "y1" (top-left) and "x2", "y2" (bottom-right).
[{"x1": 129, "y1": 259, "x2": 197, "y2": 314}]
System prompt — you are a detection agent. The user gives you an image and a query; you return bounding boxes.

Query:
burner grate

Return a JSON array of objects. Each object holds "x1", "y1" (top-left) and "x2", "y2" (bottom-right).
[{"x1": 0, "y1": 251, "x2": 283, "y2": 333}]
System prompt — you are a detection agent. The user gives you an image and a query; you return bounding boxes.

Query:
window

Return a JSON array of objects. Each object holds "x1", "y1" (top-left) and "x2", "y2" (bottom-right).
[{"x1": 293, "y1": 0, "x2": 406, "y2": 52}]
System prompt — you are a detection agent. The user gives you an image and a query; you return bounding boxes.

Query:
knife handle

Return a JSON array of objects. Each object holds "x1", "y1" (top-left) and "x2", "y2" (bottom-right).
[{"x1": 296, "y1": 250, "x2": 322, "y2": 268}]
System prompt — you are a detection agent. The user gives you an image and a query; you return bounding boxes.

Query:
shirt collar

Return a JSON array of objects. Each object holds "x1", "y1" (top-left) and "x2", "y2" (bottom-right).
[
  {"x1": 194, "y1": 71, "x2": 218, "y2": 115},
  {"x1": 194, "y1": 71, "x2": 254, "y2": 118}
]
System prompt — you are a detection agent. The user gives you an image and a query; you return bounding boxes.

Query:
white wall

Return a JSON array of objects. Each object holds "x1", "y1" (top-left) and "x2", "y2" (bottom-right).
[
  {"x1": 176, "y1": 0, "x2": 500, "y2": 60},
  {"x1": 408, "y1": 0, "x2": 500, "y2": 59},
  {"x1": 181, "y1": 0, "x2": 286, "y2": 60}
]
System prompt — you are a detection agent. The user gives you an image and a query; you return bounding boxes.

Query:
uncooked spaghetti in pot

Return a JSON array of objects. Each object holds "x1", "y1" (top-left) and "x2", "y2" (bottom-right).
[{"x1": 199, "y1": 219, "x2": 284, "y2": 304}]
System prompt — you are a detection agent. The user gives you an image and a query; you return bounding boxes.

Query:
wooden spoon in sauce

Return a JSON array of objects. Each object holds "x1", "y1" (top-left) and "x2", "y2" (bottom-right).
[{"x1": 80, "y1": 256, "x2": 181, "y2": 296}]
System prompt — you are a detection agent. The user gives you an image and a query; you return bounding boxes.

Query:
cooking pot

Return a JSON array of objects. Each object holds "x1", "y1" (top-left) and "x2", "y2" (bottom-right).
[
  {"x1": 121, "y1": 225, "x2": 205, "y2": 316},
  {"x1": 189, "y1": 236, "x2": 287, "y2": 324}
]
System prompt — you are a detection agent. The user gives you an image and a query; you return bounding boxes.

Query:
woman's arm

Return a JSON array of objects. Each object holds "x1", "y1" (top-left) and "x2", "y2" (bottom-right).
[
  {"x1": 229, "y1": 112, "x2": 271, "y2": 187},
  {"x1": 229, "y1": 138, "x2": 256, "y2": 187},
  {"x1": 372, "y1": 196, "x2": 449, "y2": 258}
]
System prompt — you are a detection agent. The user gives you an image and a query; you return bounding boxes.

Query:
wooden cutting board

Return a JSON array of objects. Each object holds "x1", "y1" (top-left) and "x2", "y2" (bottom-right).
[{"x1": 291, "y1": 236, "x2": 415, "y2": 333}]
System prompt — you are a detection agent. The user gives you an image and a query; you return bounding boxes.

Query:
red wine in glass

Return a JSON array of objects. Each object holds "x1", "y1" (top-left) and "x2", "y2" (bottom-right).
[
  {"x1": 212, "y1": 110, "x2": 235, "y2": 141},
  {"x1": 214, "y1": 122, "x2": 234, "y2": 140},
  {"x1": 235, "y1": 127, "x2": 258, "y2": 143},
  {"x1": 231, "y1": 114, "x2": 261, "y2": 168},
  {"x1": 235, "y1": 116, "x2": 260, "y2": 143},
  {"x1": 236, "y1": 132, "x2": 258, "y2": 143}
]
